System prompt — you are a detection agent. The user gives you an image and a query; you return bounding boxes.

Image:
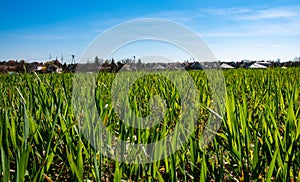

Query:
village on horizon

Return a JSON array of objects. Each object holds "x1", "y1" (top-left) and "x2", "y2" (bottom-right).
[{"x1": 1, "y1": 56, "x2": 300, "y2": 74}]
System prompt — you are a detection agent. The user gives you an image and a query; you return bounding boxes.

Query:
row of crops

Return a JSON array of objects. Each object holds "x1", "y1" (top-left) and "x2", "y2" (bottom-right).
[{"x1": 0, "y1": 68, "x2": 299, "y2": 181}]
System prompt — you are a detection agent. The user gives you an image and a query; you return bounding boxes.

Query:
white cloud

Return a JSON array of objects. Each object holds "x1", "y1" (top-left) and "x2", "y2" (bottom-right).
[
  {"x1": 271, "y1": 44, "x2": 288, "y2": 48},
  {"x1": 25, "y1": 34, "x2": 69, "y2": 40},
  {"x1": 235, "y1": 7, "x2": 297, "y2": 20},
  {"x1": 202, "y1": 6, "x2": 298, "y2": 21},
  {"x1": 195, "y1": 6, "x2": 300, "y2": 37},
  {"x1": 202, "y1": 7, "x2": 251, "y2": 16}
]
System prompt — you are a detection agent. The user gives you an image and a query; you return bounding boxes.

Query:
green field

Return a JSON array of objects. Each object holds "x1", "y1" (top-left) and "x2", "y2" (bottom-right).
[{"x1": 0, "y1": 68, "x2": 300, "y2": 181}]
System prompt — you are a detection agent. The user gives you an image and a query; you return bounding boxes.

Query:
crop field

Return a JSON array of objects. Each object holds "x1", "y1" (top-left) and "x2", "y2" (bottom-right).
[{"x1": 0, "y1": 68, "x2": 300, "y2": 181}]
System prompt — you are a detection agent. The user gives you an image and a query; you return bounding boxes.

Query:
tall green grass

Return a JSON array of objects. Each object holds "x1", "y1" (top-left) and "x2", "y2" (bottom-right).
[{"x1": 0, "y1": 68, "x2": 299, "y2": 181}]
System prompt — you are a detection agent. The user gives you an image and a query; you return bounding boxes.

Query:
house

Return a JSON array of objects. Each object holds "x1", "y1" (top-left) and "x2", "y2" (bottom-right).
[
  {"x1": 257, "y1": 61, "x2": 272, "y2": 67},
  {"x1": 220, "y1": 63, "x2": 235, "y2": 69},
  {"x1": 36, "y1": 65, "x2": 47, "y2": 73},
  {"x1": 7, "y1": 60, "x2": 17, "y2": 65},
  {"x1": 27, "y1": 62, "x2": 44, "y2": 73},
  {"x1": 189, "y1": 62, "x2": 203, "y2": 70},
  {"x1": 152, "y1": 64, "x2": 166, "y2": 70},
  {"x1": 121, "y1": 64, "x2": 137, "y2": 71},
  {"x1": 166, "y1": 63, "x2": 184, "y2": 70},
  {"x1": 47, "y1": 64, "x2": 62, "y2": 73},
  {"x1": 248, "y1": 63, "x2": 267, "y2": 69}
]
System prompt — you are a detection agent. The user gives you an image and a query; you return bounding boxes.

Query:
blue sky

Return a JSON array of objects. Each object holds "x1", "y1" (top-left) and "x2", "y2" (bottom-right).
[{"x1": 0, "y1": 0, "x2": 299, "y2": 62}]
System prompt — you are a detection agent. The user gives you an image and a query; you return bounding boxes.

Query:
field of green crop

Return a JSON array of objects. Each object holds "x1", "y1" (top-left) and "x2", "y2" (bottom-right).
[{"x1": 0, "y1": 68, "x2": 300, "y2": 181}]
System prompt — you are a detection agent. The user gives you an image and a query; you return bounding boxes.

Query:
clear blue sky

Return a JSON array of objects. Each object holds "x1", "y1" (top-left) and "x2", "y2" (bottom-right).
[{"x1": 1, "y1": 0, "x2": 299, "y2": 62}]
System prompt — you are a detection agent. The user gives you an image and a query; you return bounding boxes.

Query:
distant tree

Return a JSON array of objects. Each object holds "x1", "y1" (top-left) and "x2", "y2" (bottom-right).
[
  {"x1": 276, "y1": 58, "x2": 281, "y2": 63},
  {"x1": 111, "y1": 58, "x2": 115, "y2": 64},
  {"x1": 125, "y1": 58, "x2": 131, "y2": 64},
  {"x1": 94, "y1": 56, "x2": 100, "y2": 66},
  {"x1": 293, "y1": 57, "x2": 300, "y2": 62},
  {"x1": 117, "y1": 61, "x2": 123, "y2": 66},
  {"x1": 104, "y1": 59, "x2": 110, "y2": 65},
  {"x1": 137, "y1": 59, "x2": 142, "y2": 65}
]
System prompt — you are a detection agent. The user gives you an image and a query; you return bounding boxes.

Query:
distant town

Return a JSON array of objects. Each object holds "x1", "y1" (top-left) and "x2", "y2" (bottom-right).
[{"x1": 1, "y1": 56, "x2": 300, "y2": 74}]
